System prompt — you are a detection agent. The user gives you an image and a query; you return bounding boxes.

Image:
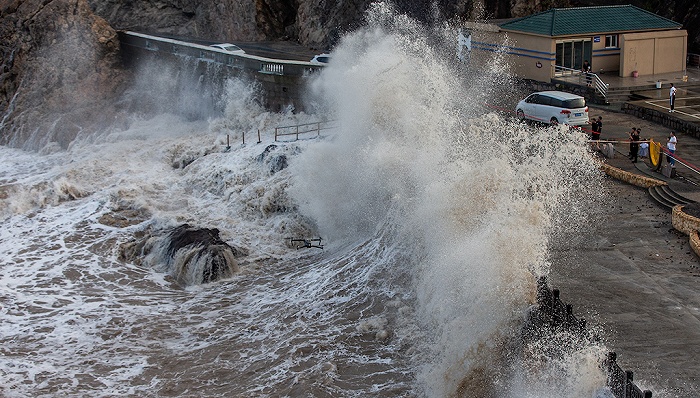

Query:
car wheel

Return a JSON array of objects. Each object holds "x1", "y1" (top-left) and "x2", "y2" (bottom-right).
[
  {"x1": 516, "y1": 109, "x2": 525, "y2": 120},
  {"x1": 550, "y1": 117, "x2": 559, "y2": 125}
]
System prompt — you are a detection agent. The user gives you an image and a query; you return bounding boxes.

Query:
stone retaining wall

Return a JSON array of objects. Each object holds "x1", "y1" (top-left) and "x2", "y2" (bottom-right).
[
  {"x1": 601, "y1": 163, "x2": 700, "y2": 258},
  {"x1": 672, "y1": 205, "x2": 700, "y2": 235},
  {"x1": 599, "y1": 162, "x2": 667, "y2": 188},
  {"x1": 671, "y1": 205, "x2": 700, "y2": 258},
  {"x1": 622, "y1": 103, "x2": 700, "y2": 139}
]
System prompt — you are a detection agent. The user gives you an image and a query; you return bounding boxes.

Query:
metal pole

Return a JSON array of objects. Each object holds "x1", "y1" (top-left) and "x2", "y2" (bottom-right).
[
  {"x1": 257, "y1": 129, "x2": 261, "y2": 144},
  {"x1": 242, "y1": 131, "x2": 245, "y2": 145}
]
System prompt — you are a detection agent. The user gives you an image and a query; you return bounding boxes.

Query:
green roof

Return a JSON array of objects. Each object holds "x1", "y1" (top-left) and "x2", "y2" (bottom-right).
[{"x1": 499, "y1": 5, "x2": 681, "y2": 37}]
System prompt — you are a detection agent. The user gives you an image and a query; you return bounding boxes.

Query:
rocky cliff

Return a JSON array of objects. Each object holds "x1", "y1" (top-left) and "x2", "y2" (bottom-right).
[
  {"x1": 1, "y1": 0, "x2": 697, "y2": 148},
  {"x1": 0, "y1": 0, "x2": 126, "y2": 149}
]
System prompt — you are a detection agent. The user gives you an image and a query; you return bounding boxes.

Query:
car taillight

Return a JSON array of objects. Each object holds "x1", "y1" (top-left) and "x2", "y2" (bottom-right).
[
  {"x1": 560, "y1": 109, "x2": 571, "y2": 115},
  {"x1": 585, "y1": 106, "x2": 588, "y2": 113}
]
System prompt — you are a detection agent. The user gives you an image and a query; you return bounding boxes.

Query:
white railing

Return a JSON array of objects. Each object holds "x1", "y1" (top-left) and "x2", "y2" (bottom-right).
[
  {"x1": 260, "y1": 63, "x2": 284, "y2": 75},
  {"x1": 552, "y1": 65, "x2": 608, "y2": 99}
]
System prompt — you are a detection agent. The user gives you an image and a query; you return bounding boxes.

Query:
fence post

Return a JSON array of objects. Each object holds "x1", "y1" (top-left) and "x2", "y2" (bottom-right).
[
  {"x1": 274, "y1": 127, "x2": 278, "y2": 142},
  {"x1": 257, "y1": 129, "x2": 261, "y2": 144},
  {"x1": 242, "y1": 131, "x2": 245, "y2": 145},
  {"x1": 625, "y1": 370, "x2": 634, "y2": 398},
  {"x1": 296, "y1": 125, "x2": 299, "y2": 141}
]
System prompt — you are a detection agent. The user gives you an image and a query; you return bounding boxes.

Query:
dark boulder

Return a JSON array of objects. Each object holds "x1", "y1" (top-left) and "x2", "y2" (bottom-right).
[{"x1": 120, "y1": 224, "x2": 242, "y2": 286}]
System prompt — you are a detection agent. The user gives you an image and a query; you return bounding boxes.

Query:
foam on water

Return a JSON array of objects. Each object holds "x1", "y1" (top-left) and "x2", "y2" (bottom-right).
[
  {"x1": 0, "y1": 4, "x2": 612, "y2": 397},
  {"x1": 289, "y1": 3, "x2": 607, "y2": 396}
]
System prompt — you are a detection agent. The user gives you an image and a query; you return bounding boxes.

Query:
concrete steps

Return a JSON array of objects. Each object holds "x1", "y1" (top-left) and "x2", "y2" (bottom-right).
[{"x1": 647, "y1": 185, "x2": 695, "y2": 209}]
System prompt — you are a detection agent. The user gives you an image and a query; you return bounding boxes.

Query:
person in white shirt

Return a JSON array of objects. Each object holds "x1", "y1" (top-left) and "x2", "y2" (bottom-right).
[
  {"x1": 670, "y1": 83, "x2": 677, "y2": 112},
  {"x1": 667, "y1": 131, "x2": 677, "y2": 166}
]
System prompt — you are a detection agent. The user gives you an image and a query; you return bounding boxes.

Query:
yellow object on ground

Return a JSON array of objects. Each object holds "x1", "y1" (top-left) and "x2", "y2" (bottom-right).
[{"x1": 650, "y1": 139, "x2": 661, "y2": 168}]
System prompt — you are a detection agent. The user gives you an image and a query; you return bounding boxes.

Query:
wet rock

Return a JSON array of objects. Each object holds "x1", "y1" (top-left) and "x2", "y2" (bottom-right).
[
  {"x1": 0, "y1": 0, "x2": 127, "y2": 149},
  {"x1": 119, "y1": 223, "x2": 244, "y2": 286},
  {"x1": 257, "y1": 144, "x2": 288, "y2": 174}
]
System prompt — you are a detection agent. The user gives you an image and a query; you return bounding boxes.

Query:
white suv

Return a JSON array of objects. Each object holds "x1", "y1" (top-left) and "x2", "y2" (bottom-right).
[{"x1": 515, "y1": 91, "x2": 589, "y2": 126}]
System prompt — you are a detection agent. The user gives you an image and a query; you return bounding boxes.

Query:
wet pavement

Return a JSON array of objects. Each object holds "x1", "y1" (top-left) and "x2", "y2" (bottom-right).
[{"x1": 548, "y1": 107, "x2": 700, "y2": 397}]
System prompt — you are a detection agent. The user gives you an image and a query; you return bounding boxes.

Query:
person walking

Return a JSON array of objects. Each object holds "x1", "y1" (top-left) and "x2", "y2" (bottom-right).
[
  {"x1": 669, "y1": 83, "x2": 677, "y2": 112},
  {"x1": 667, "y1": 131, "x2": 677, "y2": 167}
]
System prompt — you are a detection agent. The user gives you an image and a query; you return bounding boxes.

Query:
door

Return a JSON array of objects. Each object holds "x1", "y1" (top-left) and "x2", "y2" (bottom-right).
[{"x1": 555, "y1": 39, "x2": 592, "y2": 74}]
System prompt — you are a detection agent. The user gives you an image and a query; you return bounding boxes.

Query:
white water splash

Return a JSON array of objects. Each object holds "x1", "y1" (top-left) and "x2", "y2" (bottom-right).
[{"x1": 0, "y1": 4, "x2": 611, "y2": 398}]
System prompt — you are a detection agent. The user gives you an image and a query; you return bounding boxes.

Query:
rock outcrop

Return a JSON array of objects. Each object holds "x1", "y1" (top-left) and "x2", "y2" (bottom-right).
[
  {"x1": 119, "y1": 224, "x2": 244, "y2": 286},
  {"x1": 0, "y1": 0, "x2": 127, "y2": 149}
]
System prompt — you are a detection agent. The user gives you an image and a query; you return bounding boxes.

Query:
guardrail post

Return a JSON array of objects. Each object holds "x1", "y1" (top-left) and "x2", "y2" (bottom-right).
[{"x1": 625, "y1": 370, "x2": 634, "y2": 397}]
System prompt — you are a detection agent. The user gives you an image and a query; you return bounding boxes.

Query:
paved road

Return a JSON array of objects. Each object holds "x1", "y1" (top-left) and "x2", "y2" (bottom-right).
[{"x1": 549, "y1": 107, "x2": 700, "y2": 397}]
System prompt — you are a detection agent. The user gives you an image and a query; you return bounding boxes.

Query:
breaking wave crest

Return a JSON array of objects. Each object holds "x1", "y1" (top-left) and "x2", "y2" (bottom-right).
[{"x1": 289, "y1": 3, "x2": 606, "y2": 396}]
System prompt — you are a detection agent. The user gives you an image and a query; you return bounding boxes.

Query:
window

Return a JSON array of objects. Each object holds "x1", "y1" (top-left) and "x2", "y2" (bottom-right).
[
  {"x1": 605, "y1": 35, "x2": 618, "y2": 48},
  {"x1": 555, "y1": 39, "x2": 592, "y2": 71},
  {"x1": 563, "y1": 98, "x2": 586, "y2": 109},
  {"x1": 549, "y1": 98, "x2": 564, "y2": 108}
]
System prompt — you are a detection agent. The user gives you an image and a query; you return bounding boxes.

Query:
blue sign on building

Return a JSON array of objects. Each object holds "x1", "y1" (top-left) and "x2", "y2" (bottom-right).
[{"x1": 594, "y1": 36, "x2": 600, "y2": 43}]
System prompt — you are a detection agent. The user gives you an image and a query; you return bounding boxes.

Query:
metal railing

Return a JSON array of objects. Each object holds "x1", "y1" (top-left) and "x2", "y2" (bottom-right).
[
  {"x1": 531, "y1": 276, "x2": 653, "y2": 398},
  {"x1": 552, "y1": 65, "x2": 609, "y2": 99},
  {"x1": 274, "y1": 120, "x2": 338, "y2": 141}
]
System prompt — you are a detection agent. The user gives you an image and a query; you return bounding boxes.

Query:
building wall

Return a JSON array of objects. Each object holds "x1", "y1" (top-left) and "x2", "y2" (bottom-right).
[
  {"x1": 590, "y1": 35, "x2": 620, "y2": 75},
  {"x1": 620, "y1": 30, "x2": 688, "y2": 77},
  {"x1": 471, "y1": 30, "x2": 555, "y2": 82}
]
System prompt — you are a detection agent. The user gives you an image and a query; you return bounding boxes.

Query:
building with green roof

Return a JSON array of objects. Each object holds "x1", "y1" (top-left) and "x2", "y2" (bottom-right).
[{"x1": 472, "y1": 5, "x2": 687, "y2": 84}]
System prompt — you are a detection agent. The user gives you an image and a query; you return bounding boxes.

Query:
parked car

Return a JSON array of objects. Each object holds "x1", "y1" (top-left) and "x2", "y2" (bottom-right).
[
  {"x1": 515, "y1": 91, "x2": 589, "y2": 126},
  {"x1": 310, "y1": 53, "x2": 331, "y2": 64},
  {"x1": 210, "y1": 43, "x2": 245, "y2": 54}
]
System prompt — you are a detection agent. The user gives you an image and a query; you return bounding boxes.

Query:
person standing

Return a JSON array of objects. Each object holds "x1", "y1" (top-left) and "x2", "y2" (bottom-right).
[
  {"x1": 667, "y1": 131, "x2": 677, "y2": 166},
  {"x1": 670, "y1": 83, "x2": 677, "y2": 112},
  {"x1": 582, "y1": 60, "x2": 592, "y2": 87},
  {"x1": 628, "y1": 127, "x2": 637, "y2": 158},
  {"x1": 590, "y1": 116, "x2": 600, "y2": 140},
  {"x1": 630, "y1": 128, "x2": 640, "y2": 163}
]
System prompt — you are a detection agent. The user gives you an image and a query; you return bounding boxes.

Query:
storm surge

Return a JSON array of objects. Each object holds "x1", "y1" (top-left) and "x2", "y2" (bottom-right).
[
  {"x1": 290, "y1": 3, "x2": 607, "y2": 396},
  {"x1": 0, "y1": 3, "x2": 611, "y2": 398}
]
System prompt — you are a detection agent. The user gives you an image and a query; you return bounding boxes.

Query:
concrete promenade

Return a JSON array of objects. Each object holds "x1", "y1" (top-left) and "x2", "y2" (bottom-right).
[{"x1": 547, "y1": 108, "x2": 700, "y2": 397}]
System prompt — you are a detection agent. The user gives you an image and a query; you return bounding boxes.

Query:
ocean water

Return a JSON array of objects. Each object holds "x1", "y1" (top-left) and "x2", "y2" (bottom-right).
[{"x1": 1, "y1": 5, "x2": 610, "y2": 397}]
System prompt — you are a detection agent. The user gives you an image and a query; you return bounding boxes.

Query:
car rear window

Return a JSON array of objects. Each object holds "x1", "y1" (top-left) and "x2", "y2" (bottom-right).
[{"x1": 562, "y1": 98, "x2": 586, "y2": 109}]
